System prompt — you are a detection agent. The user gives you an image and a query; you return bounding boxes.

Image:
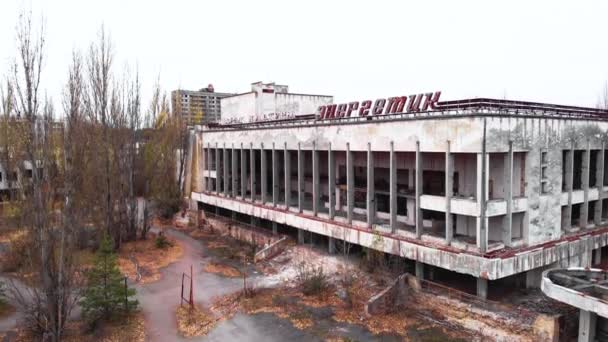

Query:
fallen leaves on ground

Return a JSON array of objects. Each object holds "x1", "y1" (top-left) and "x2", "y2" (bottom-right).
[
  {"x1": 117, "y1": 232, "x2": 183, "y2": 283},
  {"x1": 5, "y1": 313, "x2": 146, "y2": 342},
  {"x1": 203, "y1": 262, "x2": 242, "y2": 278},
  {"x1": 176, "y1": 305, "x2": 218, "y2": 338},
  {"x1": 0, "y1": 229, "x2": 27, "y2": 244}
]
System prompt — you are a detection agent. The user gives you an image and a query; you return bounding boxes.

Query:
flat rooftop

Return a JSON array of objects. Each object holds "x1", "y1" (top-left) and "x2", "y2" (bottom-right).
[{"x1": 202, "y1": 97, "x2": 608, "y2": 132}]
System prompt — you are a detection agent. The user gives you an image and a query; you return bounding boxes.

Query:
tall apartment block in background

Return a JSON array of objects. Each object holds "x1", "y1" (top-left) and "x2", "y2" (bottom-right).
[{"x1": 171, "y1": 84, "x2": 233, "y2": 125}]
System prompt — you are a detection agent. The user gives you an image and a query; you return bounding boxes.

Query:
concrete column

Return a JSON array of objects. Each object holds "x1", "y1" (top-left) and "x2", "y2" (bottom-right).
[
  {"x1": 203, "y1": 146, "x2": 208, "y2": 191},
  {"x1": 240, "y1": 145, "x2": 247, "y2": 198},
  {"x1": 328, "y1": 236, "x2": 336, "y2": 254},
  {"x1": 215, "y1": 144, "x2": 220, "y2": 194},
  {"x1": 581, "y1": 142, "x2": 590, "y2": 228},
  {"x1": 477, "y1": 153, "x2": 488, "y2": 252},
  {"x1": 476, "y1": 278, "x2": 488, "y2": 299},
  {"x1": 579, "y1": 309, "x2": 597, "y2": 342},
  {"x1": 415, "y1": 261, "x2": 424, "y2": 279},
  {"x1": 260, "y1": 144, "x2": 267, "y2": 204},
  {"x1": 231, "y1": 145, "x2": 237, "y2": 198},
  {"x1": 223, "y1": 146, "x2": 229, "y2": 195},
  {"x1": 298, "y1": 143, "x2": 304, "y2": 213},
  {"x1": 564, "y1": 143, "x2": 574, "y2": 230},
  {"x1": 284, "y1": 143, "x2": 291, "y2": 208},
  {"x1": 503, "y1": 141, "x2": 513, "y2": 246},
  {"x1": 445, "y1": 141, "x2": 453, "y2": 244},
  {"x1": 250, "y1": 144, "x2": 256, "y2": 202},
  {"x1": 525, "y1": 268, "x2": 543, "y2": 289},
  {"x1": 415, "y1": 141, "x2": 422, "y2": 238},
  {"x1": 298, "y1": 229, "x2": 305, "y2": 244},
  {"x1": 367, "y1": 142, "x2": 375, "y2": 228},
  {"x1": 312, "y1": 141, "x2": 319, "y2": 216},
  {"x1": 389, "y1": 141, "x2": 397, "y2": 233},
  {"x1": 328, "y1": 143, "x2": 336, "y2": 220},
  {"x1": 594, "y1": 248, "x2": 602, "y2": 266},
  {"x1": 272, "y1": 143, "x2": 278, "y2": 207},
  {"x1": 272, "y1": 221, "x2": 278, "y2": 235},
  {"x1": 347, "y1": 143, "x2": 354, "y2": 224},
  {"x1": 596, "y1": 143, "x2": 605, "y2": 225}
]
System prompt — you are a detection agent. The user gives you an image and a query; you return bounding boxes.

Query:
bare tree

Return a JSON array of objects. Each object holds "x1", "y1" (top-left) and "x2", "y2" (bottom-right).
[
  {"x1": 0, "y1": 79, "x2": 15, "y2": 200},
  {"x1": 125, "y1": 69, "x2": 141, "y2": 241},
  {"x1": 7, "y1": 12, "x2": 82, "y2": 341},
  {"x1": 86, "y1": 26, "x2": 114, "y2": 239}
]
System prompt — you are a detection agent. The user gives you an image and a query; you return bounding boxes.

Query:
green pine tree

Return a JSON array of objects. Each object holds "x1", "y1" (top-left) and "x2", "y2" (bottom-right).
[{"x1": 80, "y1": 234, "x2": 138, "y2": 321}]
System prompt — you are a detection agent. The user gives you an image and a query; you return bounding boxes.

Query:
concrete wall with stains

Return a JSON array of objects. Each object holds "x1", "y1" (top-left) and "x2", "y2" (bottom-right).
[{"x1": 190, "y1": 113, "x2": 608, "y2": 279}]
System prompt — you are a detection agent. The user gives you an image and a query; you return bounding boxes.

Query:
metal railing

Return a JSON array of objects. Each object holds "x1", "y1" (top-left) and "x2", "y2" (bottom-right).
[
  {"x1": 200, "y1": 98, "x2": 608, "y2": 133},
  {"x1": 200, "y1": 209, "x2": 277, "y2": 239}
]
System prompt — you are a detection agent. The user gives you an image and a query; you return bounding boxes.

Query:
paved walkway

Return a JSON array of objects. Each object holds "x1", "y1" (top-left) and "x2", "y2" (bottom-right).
[{"x1": 137, "y1": 227, "x2": 246, "y2": 341}]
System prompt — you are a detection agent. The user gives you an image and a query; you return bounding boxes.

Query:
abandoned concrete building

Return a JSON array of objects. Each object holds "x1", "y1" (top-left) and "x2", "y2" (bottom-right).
[{"x1": 184, "y1": 93, "x2": 608, "y2": 300}]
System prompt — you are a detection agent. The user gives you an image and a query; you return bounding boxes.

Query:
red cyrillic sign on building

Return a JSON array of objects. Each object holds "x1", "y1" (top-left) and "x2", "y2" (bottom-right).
[{"x1": 317, "y1": 91, "x2": 441, "y2": 120}]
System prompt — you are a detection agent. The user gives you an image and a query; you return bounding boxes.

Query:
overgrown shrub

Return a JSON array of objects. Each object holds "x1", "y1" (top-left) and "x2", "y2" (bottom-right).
[
  {"x1": 1, "y1": 230, "x2": 34, "y2": 273},
  {"x1": 155, "y1": 232, "x2": 172, "y2": 249},
  {"x1": 296, "y1": 262, "x2": 331, "y2": 296}
]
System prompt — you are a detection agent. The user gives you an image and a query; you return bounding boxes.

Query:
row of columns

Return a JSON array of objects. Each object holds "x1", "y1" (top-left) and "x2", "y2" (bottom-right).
[
  {"x1": 204, "y1": 142, "x2": 496, "y2": 299},
  {"x1": 204, "y1": 141, "x2": 428, "y2": 234},
  {"x1": 563, "y1": 142, "x2": 606, "y2": 231}
]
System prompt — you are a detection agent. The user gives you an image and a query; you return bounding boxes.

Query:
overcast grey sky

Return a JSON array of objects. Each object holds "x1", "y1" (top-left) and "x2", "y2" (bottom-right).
[{"x1": 2, "y1": 0, "x2": 608, "y2": 111}]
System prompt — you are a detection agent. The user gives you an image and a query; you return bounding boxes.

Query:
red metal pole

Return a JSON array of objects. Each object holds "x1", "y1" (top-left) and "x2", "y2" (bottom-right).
[
  {"x1": 181, "y1": 273, "x2": 184, "y2": 307},
  {"x1": 190, "y1": 264, "x2": 194, "y2": 307}
]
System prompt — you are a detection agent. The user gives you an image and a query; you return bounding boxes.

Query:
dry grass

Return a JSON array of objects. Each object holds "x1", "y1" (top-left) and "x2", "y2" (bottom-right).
[
  {"x1": 117, "y1": 232, "x2": 183, "y2": 283},
  {"x1": 203, "y1": 262, "x2": 242, "y2": 278},
  {"x1": 0, "y1": 229, "x2": 26, "y2": 244},
  {"x1": 1, "y1": 313, "x2": 146, "y2": 342},
  {"x1": 176, "y1": 305, "x2": 218, "y2": 338}
]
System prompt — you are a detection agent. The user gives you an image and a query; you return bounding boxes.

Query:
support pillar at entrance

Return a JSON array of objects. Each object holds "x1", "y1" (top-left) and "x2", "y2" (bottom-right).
[
  {"x1": 250, "y1": 144, "x2": 256, "y2": 202},
  {"x1": 581, "y1": 142, "x2": 590, "y2": 228},
  {"x1": 284, "y1": 143, "x2": 291, "y2": 209},
  {"x1": 298, "y1": 144, "x2": 304, "y2": 213},
  {"x1": 328, "y1": 143, "x2": 336, "y2": 220},
  {"x1": 596, "y1": 143, "x2": 605, "y2": 225},
  {"x1": 272, "y1": 143, "x2": 278, "y2": 207},
  {"x1": 564, "y1": 143, "x2": 574, "y2": 229},
  {"x1": 415, "y1": 261, "x2": 424, "y2": 280},
  {"x1": 261, "y1": 144, "x2": 267, "y2": 204},
  {"x1": 503, "y1": 141, "x2": 513, "y2": 246},
  {"x1": 415, "y1": 141, "x2": 422, "y2": 238},
  {"x1": 477, "y1": 278, "x2": 488, "y2": 300},
  {"x1": 366, "y1": 142, "x2": 375, "y2": 228},
  {"x1": 445, "y1": 140, "x2": 453, "y2": 244},
  {"x1": 579, "y1": 309, "x2": 597, "y2": 342},
  {"x1": 240, "y1": 145, "x2": 247, "y2": 198},
  {"x1": 328, "y1": 236, "x2": 336, "y2": 254},
  {"x1": 347, "y1": 143, "x2": 354, "y2": 224},
  {"x1": 594, "y1": 248, "x2": 602, "y2": 266},
  {"x1": 313, "y1": 142, "x2": 319, "y2": 216},
  {"x1": 389, "y1": 141, "x2": 397, "y2": 232},
  {"x1": 272, "y1": 221, "x2": 278, "y2": 235},
  {"x1": 298, "y1": 229, "x2": 305, "y2": 244}
]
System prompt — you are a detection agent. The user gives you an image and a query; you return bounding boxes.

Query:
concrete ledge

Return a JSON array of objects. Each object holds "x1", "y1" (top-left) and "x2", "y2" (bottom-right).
[
  {"x1": 541, "y1": 268, "x2": 608, "y2": 318},
  {"x1": 193, "y1": 191, "x2": 608, "y2": 280}
]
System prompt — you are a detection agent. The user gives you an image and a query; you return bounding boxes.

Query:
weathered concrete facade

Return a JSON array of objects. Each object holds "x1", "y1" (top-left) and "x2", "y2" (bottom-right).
[{"x1": 187, "y1": 98, "x2": 608, "y2": 297}]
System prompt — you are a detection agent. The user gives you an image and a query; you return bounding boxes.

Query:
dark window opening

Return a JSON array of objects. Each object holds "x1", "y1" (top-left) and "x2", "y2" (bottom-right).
[
  {"x1": 573, "y1": 150, "x2": 583, "y2": 190},
  {"x1": 423, "y1": 170, "x2": 445, "y2": 196}
]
